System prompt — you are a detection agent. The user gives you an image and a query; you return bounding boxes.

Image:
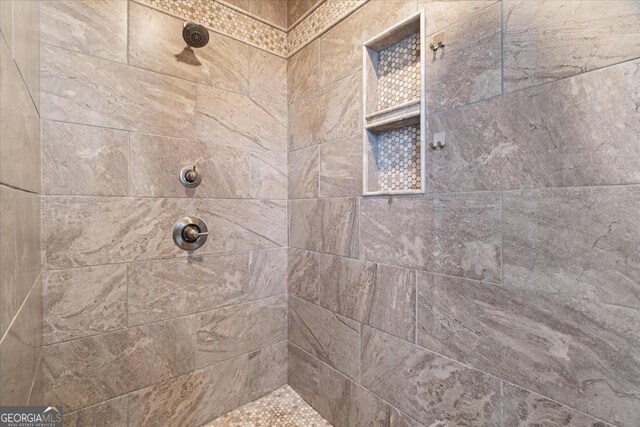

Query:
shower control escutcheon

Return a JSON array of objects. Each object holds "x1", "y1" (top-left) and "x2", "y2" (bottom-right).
[
  {"x1": 173, "y1": 216, "x2": 209, "y2": 251},
  {"x1": 179, "y1": 165, "x2": 202, "y2": 188}
]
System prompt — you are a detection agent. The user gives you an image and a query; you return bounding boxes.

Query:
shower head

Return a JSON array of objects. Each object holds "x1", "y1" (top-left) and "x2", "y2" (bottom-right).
[{"x1": 182, "y1": 22, "x2": 209, "y2": 48}]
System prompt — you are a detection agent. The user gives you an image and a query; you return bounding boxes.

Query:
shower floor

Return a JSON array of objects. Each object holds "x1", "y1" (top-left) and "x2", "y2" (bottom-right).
[{"x1": 205, "y1": 385, "x2": 332, "y2": 427}]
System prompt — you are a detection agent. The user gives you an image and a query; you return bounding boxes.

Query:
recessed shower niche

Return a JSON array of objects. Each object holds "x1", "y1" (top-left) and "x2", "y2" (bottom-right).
[{"x1": 362, "y1": 11, "x2": 426, "y2": 195}]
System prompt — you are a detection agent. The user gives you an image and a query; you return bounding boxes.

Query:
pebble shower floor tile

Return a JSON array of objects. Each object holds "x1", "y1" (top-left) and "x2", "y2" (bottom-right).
[{"x1": 205, "y1": 385, "x2": 333, "y2": 426}]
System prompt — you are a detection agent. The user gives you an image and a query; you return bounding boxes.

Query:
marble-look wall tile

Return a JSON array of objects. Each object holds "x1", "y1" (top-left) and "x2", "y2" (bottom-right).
[
  {"x1": 128, "y1": 3, "x2": 250, "y2": 93},
  {"x1": 43, "y1": 265, "x2": 127, "y2": 344},
  {"x1": 42, "y1": 120, "x2": 128, "y2": 196},
  {"x1": 41, "y1": 44, "x2": 196, "y2": 138},
  {"x1": 289, "y1": 249, "x2": 416, "y2": 342},
  {"x1": 129, "y1": 355, "x2": 234, "y2": 427},
  {"x1": 416, "y1": 272, "x2": 640, "y2": 426},
  {"x1": 426, "y1": 2, "x2": 501, "y2": 113},
  {"x1": 504, "y1": 0, "x2": 640, "y2": 92},
  {"x1": 420, "y1": 1, "x2": 498, "y2": 36},
  {"x1": 224, "y1": 0, "x2": 251, "y2": 12},
  {"x1": 288, "y1": 343, "x2": 352, "y2": 427},
  {"x1": 0, "y1": 186, "x2": 40, "y2": 337},
  {"x1": 250, "y1": 149, "x2": 287, "y2": 199},
  {"x1": 361, "y1": 326, "x2": 501, "y2": 425},
  {"x1": 251, "y1": 0, "x2": 287, "y2": 28},
  {"x1": 319, "y1": 135, "x2": 362, "y2": 197},
  {"x1": 0, "y1": 36, "x2": 40, "y2": 193},
  {"x1": 0, "y1": 278, "x2": 42, "y2": 406},
  {"x1": 250, "y1": 47, "x2": 286, "y2": 105},
  {"x1": 0, "y1": 0, "x2": 11, "y2": 43},
  {"x1": 288, "y1": 145, "x2": 319, "y2": 198},
  {"x1": 248, "y1": 248, "x2": 287, "y2": 297},
  {"x1": 360, "y1": 192, "x2": 501, "y2": 282},
  {"x1": 128, "y1": 250, "x2": 284, "y2": 326},
  {"x1": 129, "y1": 342, "x2": 287, "y2": 427},
  {"x1": 196, "y1": 83, "x2": 287, "y2": 152},
  {"x1": 42, "y1": 196, "x2": 287, "y2": 268},
  {"x1": 317, "y1": 0, "x2": 417, "y2": 88},
  {"x1": 27, "y1": 354, "x2": 44, "y2": 406},
  {"x1": 427, "y1": 59, "x2": 640, "y2": 193},
  {"x1": 129, "y1": 133, "x2": 250, "y2": 198},
  {"x1": 288, "y1": 0, "x2": 321, "y2": 26},
  {"x1": 12, "y1": 0, "x2": 39, "y2": 110},
  {"x1": 290, "y1": 339, "x2": 423, "y2": 427},
  {"x1": 287, "y1": 40, "x2": 320, "y2": 104},
  {"x1": 368, "y1": 264, "x2": 416, "y2": 342},
  {"x1": 41, "y1": 0, "x2": 128, "y2": 63},
  {"x1": 288, "y1": 248, "x2": 321, "y2": 301},
  {"x1": 289, "y1": 296, "x2": 360, "y2": 381},
  {"x1": 502, "y1": 383, "x2": 610, "y2": 427},
  {"x1": 503, "y1": 186, "x2": 640, "y2": 308},
  {"x1": 43, "y1": 316, "x2": 197, "y2": 412},
  {"x1": 241, "y1": 341, "x2": 288, "y2": 403},
  {"x1": 288, "y1": 72, "x2": 360, "y2": 151},
  {"x1": 350, "y1": 383, "x2": 425, "y2": 427},
  {"x1": 63, "y1": 396, "x2": 128, "y2": 427},
  {"x1": 196, "y1": 295, "x2": 287, "y2": 367},
  {"x1": 289, "y1": 198, "x2": 359, "y2": 257}
]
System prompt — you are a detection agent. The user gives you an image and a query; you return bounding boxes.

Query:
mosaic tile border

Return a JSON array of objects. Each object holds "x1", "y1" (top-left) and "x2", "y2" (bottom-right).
[
  {"x1": 287, "y1": 0, "x2": 367, "y2": 56},
  {"x1": 134, "y1": 0, "x2": 370, "y2": 58},
  {"x1": 134, "y1": 0, "x2": 288, "y2": 56}
]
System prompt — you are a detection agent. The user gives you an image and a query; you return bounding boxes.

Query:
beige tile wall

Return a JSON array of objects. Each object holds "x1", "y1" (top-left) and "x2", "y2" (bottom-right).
[
  {"x1": 39, "y1": 1, "x2": 287, "y2": 424},
  {"x1": 0, "y1": 0, "x2": 42, "y2": 408},
  {"x1": 287, "y1": 1, "x2": 640, "y2": 426}
]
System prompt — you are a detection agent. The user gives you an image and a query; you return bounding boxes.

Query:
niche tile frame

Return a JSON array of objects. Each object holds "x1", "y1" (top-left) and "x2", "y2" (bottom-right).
[{"x1": 362, "y1": 11, "x2": 426, "y2": 196}]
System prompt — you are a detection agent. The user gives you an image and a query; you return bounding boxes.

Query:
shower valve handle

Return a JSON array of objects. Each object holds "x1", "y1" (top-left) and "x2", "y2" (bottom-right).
[
  {"x1": 179, "y1": 165, "x2": 202, "y2": 188},
  {"x1": 173, "y1": 217, "x2": 209, "y2": 250},
  {"x1": 182, "y1": 224, "x2": 208, "y2": 242}
]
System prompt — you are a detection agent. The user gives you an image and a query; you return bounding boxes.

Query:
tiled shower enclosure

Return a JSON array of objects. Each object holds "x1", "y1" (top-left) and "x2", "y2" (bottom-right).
[{"x1": 1, "y1": 0, "x2": 639, "y2": 426}]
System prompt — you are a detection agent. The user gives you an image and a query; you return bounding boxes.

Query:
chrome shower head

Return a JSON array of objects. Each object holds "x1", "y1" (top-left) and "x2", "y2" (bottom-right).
[{"x1": 182, "y1": 22, "x2": 209, "y2": 48}]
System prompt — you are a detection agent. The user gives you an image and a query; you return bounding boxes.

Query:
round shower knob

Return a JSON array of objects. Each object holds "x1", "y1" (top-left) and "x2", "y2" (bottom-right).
[
  {"x1": 179, "y1": 165, "x2": 202, "y2": 188},
  {"x1": 173, "y1": 217, "x2": 209, "y2": 251}
]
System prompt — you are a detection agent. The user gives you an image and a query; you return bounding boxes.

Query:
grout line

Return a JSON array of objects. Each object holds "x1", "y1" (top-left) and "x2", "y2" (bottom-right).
[
  {"x1": 500, "y1": 0, "x2": 505, "y2": 96},
  {"x1": 499, "y1": 380, "x2": 504, "y2": 427},
  {"x1": 41, "y1": 42, "x2": 288, "y2": 110},
  {"x1": 0, "y1": 181, "x2": 40, "y2": 195},
  {"x1": 126, "y1": 0, "x2": 130, "y2": 65},
  {"x1": 356, "y1": 324, "x2": 619, "y2": 427},
  {"x1": 0, "y1": 271, "x2": 42, "y2": 345},
  {"x1": 41, "y1": 246, "x2": 287, "y2": 273},
  {"x1": 62, "y1": 339, "x2": 289, "y2": 417},
  {"x1": 287, "y1": 131, "x2": 361, "y2": 154},
  {"x1": 44, "y1": 293, "x2": 288, "y2": 348},
  {"x1": 289, "y1": 341, "x2": 423, "y2": 427},
  {"x1": 288, "y1": 181, "x2": 640, "y2": 201},
  {"x1": 40, "y1": 191, "x2": 289, "y2": 202},
  {"x1": 414, "y1": 269, "x2": 418, "y2": 344},
  {"x1": 500, "y1": 191, "x2": 504, "y2": 285},
  {"x1": 26, "y1": 349, "x2": 43, "y2": 405},
  {"x1": 39, "y1": 117, "x2": 288, "y2": 158}
]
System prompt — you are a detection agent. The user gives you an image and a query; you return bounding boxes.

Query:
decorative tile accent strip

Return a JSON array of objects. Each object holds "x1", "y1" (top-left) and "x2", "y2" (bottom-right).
[
  {"x1": 134, "y1": 0, "x2": 288, "y2": 56},
  {"x1": 377, "y1": 34, "x2": 421, "y2": 110},
  {"x1": 135, "y1": 0, "x2": 369, "y2": 58},
  {"x1": 377, "y1": 125, "x2": 421, "y2": 192},
  {"x1": 287, "y1": 0, "x2": 366, "y2": 55},
  {"x1": 205, "y1": 385, "x2": 333, "y2": 426}
]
